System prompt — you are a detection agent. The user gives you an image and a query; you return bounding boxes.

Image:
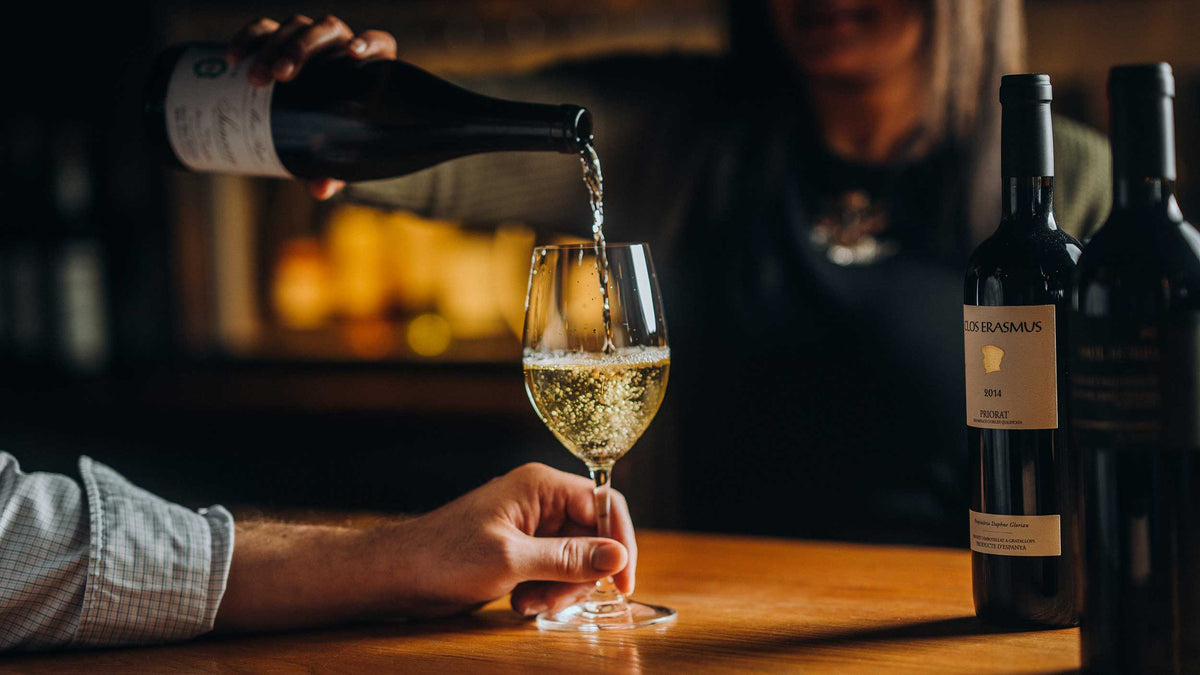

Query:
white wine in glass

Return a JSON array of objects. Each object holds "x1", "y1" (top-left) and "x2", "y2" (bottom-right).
[{"x1": 522, "y1": 242, "x2": 675, "y2": 630}]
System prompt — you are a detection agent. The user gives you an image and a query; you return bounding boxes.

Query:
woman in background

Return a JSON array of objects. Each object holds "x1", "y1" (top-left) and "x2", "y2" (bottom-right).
[
  {"x1": 247, "y1": 0, "x2": 1110, "y2": 544},
  {"x1": 669, "y1": 1, "x2": 1106, "y2": 543},
  {"x1": 665, "y1": 1, "x2": 1109, "y2": 543}
]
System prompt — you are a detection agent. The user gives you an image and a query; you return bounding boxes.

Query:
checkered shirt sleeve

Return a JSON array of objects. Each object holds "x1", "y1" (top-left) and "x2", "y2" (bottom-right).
[{"x1": 0, "y1": 452, "x2": 235, "y2": 651}]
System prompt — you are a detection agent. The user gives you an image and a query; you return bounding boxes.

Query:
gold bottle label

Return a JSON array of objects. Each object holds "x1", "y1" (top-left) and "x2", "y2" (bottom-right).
[{"x1": 963, "y1": 304, "x2": 1058, "y2": 429}]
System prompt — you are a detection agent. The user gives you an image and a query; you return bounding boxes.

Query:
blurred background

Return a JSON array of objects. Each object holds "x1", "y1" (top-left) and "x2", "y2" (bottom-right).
[{"x1": 0, "y1": 0, "x2": 1196, "y2": 535}]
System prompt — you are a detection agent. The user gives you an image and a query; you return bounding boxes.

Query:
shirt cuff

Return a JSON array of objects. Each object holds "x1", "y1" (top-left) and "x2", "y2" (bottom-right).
[{"x1": 73, "y1": 457, "x2": 235, "y2": 648}]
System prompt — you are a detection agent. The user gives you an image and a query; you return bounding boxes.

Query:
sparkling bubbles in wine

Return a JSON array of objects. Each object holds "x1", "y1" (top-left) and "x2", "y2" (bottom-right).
[{"x1": 524, "y1": 347, "x2": 670, "y2": 466}]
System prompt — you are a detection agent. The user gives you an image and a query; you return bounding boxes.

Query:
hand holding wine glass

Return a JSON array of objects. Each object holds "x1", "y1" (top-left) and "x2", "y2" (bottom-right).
[{"x1": 523, "y1": 242, "x2": 674, "y2": 630}]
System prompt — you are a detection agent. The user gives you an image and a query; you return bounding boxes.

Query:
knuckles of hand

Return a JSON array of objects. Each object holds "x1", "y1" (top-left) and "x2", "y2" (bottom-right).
[
  {"x1": 557, "y1": 537, "x2": 591, "y2": 577},
  {"x1": 512, "y1": 462, "x2": 555, "y2": 481},
  {"x1": 317, "y1": 14, "x2": 349, "y2": 31}
]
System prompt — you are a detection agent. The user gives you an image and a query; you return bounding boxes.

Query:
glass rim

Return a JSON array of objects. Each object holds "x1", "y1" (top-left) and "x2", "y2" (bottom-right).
[{"x1": 533, "y1": 242, "x2": 650, "y2": 253}]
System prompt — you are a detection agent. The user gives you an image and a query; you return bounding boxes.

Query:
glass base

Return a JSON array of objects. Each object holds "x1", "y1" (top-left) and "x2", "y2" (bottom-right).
[{"x1": 536, "y1": 599, "x2": 676, "y2": 631}]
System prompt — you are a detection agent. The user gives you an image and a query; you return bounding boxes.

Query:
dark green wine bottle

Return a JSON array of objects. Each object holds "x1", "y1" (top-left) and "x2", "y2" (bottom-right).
[
  {"x1": 965, "y1": 74, "x2": 1081, "y2": 627},
  {"x1": 1074, "y1": 62, "x2": 1200, "y2": 675},
  {"x1": 144, "y1": 43, "x2": 592, "y2": 181}
]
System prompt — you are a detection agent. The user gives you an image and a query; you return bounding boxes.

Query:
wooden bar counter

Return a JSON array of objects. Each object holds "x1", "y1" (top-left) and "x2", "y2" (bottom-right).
[{"x1": 3, "y1": 531, "x2": 1079, "y2": 673}]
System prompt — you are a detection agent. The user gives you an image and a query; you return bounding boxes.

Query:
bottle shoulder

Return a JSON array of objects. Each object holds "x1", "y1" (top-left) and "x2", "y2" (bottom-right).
[
  {"x1": 1079, "y1": 210, "x2": 1200, "y2": 264},
  {"x1": 965, "y1": 218, "x2": 1081, "y2": 306},
  {"x1": 1076, "y1": 210, "x2": 1200, "y2": 286},
  {"x1": 967, "y1": 220, "x2": 1082, "y2": 276}
]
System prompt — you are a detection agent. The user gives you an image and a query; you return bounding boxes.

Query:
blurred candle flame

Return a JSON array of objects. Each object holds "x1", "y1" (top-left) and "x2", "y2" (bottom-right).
[
  {"x1": 327, "y1": 205, "x2": 388, "y2": 319},
  {"x1": 271, "y1": 237, "x2": 333, "y2": 330}
]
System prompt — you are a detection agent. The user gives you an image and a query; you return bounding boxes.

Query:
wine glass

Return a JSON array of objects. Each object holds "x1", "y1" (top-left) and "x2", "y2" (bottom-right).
[{"x1": 522, "y1": 242, "x2": 675, "y2": 630}]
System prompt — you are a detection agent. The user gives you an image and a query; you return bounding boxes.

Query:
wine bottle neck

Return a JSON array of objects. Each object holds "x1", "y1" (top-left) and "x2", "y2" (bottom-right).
[
  {"x1": 998, "y1": 74, "x2": 1056, "y2": 228},
  {"x1": 999, "y1": 77, "x2": 1054, "y2": 229},
  {"x1": 1002, "y1": 177, "x2": 1056, "y2": 227},
  {"x1": 378, "y1": 61, "x2": 592, "y2": 155},
  {"x1": 1113, "y1": 177, "x2": 1178, "y2": 213},
  {"x1": 1106, "y1": 64, "x2": 1180, "y2": 221},
  {"x1": 476, "y1": 101, "x2": 592, "y2": 155},
  {"x1": 1110, "y1": 91, "x2": 1175, "y2": 179},
  {"x1": 1000, "y1": 104, "x2": 1053, "y2": 182},
  {"x1": 415, "y1": 99, "x2": 590, "y2": 155}
]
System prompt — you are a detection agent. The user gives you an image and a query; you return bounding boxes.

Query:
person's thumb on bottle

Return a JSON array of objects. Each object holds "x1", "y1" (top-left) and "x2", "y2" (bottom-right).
[{"x1": 510, "y1": 536, "x2": 627, "y2": 582}]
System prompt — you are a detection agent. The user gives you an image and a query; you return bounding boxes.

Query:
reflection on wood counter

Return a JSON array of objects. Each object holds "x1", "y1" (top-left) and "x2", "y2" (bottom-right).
[{"x1": 4, "y1": 531, "x2": 1078, "y2": 673}]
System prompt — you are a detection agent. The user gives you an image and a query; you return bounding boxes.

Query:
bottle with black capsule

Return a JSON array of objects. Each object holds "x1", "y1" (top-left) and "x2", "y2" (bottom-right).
[
  {"x1": 965, "y1": 73, "x2": 1081, "y2": 627},
  {"x1": 143, "y1": 44, "x2": 593, "y2": 181},
  {"x1": 1073, "y1": 63, "x2": 1200, "y2": 675}
]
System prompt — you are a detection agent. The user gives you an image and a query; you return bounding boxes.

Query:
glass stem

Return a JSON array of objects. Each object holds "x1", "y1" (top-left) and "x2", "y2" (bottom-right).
[{"x1": 587, "y1": 464, "x2": 627, "y2": 612}]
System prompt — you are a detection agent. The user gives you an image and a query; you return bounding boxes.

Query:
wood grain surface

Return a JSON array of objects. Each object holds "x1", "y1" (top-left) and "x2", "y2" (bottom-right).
[{"x1": 2, "y1": 530, "x2": 1080, "y2": 673}]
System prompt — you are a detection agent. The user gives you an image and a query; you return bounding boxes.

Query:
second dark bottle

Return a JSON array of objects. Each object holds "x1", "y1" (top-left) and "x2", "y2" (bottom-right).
[
  {"x1": 1074, "y1": 63, "x2": 1200, "y2": 675},
  {"x1": 965, "y1": 74, "x2": 1081, "y2": 627}
]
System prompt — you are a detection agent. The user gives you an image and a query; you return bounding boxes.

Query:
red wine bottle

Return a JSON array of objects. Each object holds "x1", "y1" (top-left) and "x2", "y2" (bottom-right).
[
  {"x1": 965, "y1": 74, "x2": 1082, "y2": 627},
  {"x1": 1074, "y1": 63, "x2": 1200, "y2": 674},
  {"x1": 143, "y1": 44, "x2": 592, "y2": 181}
]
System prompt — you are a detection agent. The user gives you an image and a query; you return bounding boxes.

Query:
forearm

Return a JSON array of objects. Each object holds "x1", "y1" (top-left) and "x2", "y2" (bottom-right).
[
  {"x1": 213, "y1": 520, "x2": 407, "y2": 632},
  {"x1": 211, "y1": 464, "x2": 636, "y2": 633}
]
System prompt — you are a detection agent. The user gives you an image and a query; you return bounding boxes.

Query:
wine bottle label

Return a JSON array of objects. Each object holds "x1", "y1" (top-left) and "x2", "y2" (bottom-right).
[
  {"x1": 963, "y1": 304, "x2": 1058, "y2": 429},
  {"x1": 1071, "y1": 312, "x2": 1200, "y2": 448},
  {"x1": 969, "y1": 510, "x2": 1062, "y2": 556},
  {"x1": 164, "y1": 45, "x2": 290, "y2": 178}
]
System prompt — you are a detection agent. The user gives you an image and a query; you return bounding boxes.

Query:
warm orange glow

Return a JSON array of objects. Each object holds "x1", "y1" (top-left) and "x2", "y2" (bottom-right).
[
  {"x1": 438, "y1": 231, "x2": 506, "y2": 339},
  {"x1": 407, "y1": 313, "x2": 453, "y2": 357},
  {"x1": 555, "y1": 236, "x2": 626, "y2": 343},
  {"x1": 341, "y1": 318, "x2": 394, "y2": 359},
  {"x1": 492, "y1": 223, "x2": 537, "y2": 338},
  {"x1": 381, "y1": 211, "x2": 459, "y2": 313},
  {"x1": 326, "y1": 205, "x2": 388, "y2": 319},
  {"x1": 272, "y1": 238, "x2": 333, "y2": 330},
  {"x1": 266, "y1": 204, "x2": 554, "y2": 359},
  {"x1": 564, "y1": 257, "x2": 607, "y2": 340}
]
